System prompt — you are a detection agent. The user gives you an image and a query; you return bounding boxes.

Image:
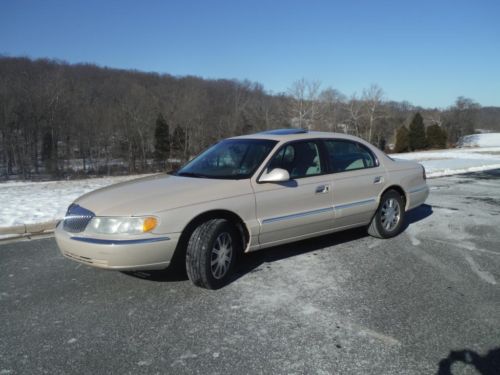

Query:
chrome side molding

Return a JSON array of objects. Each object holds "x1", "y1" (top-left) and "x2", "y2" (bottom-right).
[{"x1": 261, "y1": 206, "x2": 334, "y2": 224}]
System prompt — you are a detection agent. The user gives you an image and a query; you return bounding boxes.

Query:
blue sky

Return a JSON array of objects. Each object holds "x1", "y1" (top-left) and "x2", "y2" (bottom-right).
[{"x1": 1, "y1": 0, "x2": 499, "y2": 108}]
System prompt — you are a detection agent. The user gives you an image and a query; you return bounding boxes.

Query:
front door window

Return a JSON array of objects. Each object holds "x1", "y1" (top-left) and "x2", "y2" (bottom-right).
[{"x1": 267, "y1": 141, "x2": 323, "y2": 179}]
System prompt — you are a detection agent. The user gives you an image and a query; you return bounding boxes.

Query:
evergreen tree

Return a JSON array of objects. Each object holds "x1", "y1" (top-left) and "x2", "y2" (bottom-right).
[
  {"x1": 408, "y1": 113, "x2": 426, "y2": 151},
  {"x1": 426, "y1": 124, "x2": 447, "y2": 149},
  {"x1": 439, "y1": 127, "x2": 448, "y2": 148},
  {"x1": 41, "y1": 131, "x2": 53, "y2": 162},
  {"x1": 171, "y1": 125, "x2": 186, "y2": 159},
  {"x1": 154, "y1": 113, "x2": 170, "y2": 166},
  {"x1": 42, "y1": 130, "x2": 58, "y2": 175},
  {"x1": 378, "y1": 137, "x2": 387, "y2": 152},
  {"x1": 394, "y1": 126, "x2": 409, "y2": 153}
]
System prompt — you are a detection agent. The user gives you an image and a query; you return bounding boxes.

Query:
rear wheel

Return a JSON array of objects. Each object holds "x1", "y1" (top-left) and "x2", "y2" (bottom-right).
[
  {"x1": 368, "y1": 190, "x2": 405, "y2": 238},
  {"x1": 185, "y1": 219, "x2": 240, "y2": 289}
]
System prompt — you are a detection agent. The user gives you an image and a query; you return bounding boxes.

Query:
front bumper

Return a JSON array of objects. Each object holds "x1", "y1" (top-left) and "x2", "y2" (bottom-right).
[{"x1": 54, "y1": 223, "x2": 179, "y2": 271}]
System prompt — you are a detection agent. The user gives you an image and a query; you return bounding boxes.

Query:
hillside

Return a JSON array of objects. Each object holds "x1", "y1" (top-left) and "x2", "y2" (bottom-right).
[{"x1": 1, "y1": 56, "x2": 499, "y2": 180}]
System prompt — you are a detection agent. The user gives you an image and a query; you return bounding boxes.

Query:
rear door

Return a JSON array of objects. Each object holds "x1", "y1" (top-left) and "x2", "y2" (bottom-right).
[
  {"x1": 252, "y1": 140, "x2": 334, "y2": 246},
  {"x1": 322, "y1": 139, "x2": 387, "y2": 228}
]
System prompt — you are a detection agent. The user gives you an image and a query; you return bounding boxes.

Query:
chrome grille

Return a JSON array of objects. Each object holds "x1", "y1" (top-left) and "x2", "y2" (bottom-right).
[{"x1": 63, "y1": 204, "x2": 95, "y2": 233}]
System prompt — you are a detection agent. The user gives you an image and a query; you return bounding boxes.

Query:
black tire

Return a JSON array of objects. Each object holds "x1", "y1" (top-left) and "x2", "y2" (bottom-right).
[
  {"x1": 368, "y1": 190, "x2": 405, "y2": 239},
  {"x1": 185, "y1": 218, "x2": 241, "y2": 289}
]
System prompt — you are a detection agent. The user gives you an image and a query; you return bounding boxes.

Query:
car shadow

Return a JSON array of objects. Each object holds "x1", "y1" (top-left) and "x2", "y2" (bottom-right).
[
  {"x1": 123, "y1": 204, "x2": 433, "y2": 284},
  {"x1": 437, "y1": 347, "x2": 500, "y2": 375},
  {"x1": 234, "y1": 203, "x2": 433, "y2": 282},
  {"x1": 233, "y1": 227, "x2": 368, "y2": 281},
  {"x1": 122, "y1": 264, "x2": 188, "y2": 282},
  {"x1": 402, "y1": 203, "x2": 433, "y2": 231}
]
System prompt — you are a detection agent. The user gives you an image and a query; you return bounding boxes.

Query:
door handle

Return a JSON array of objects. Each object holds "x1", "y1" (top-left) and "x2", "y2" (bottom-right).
[
  {"x1": 373, "y1": 176, "x2": 383, "y2": 184},
  {"x1": 315, "y1": 185, "x2": 330, "y2": 194}
]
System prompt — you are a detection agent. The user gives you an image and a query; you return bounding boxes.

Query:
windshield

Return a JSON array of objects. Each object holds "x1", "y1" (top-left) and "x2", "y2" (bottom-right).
[{"x1": 175, "y1": 139, "x2": 277, "y2": 179}]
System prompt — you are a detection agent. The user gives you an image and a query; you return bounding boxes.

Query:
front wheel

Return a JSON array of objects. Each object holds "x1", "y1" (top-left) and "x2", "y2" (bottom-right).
[
  {"x1": 185, "y1": 219, "x2": 241, "y2": 289},
  {"x1": 368, "y1": 190, "x2": 405, "y2": 238}
]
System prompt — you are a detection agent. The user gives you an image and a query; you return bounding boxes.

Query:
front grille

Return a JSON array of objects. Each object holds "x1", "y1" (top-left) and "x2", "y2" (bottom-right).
[{"x1": 63, "y1": 204, "x2": 95, "y2": 233}]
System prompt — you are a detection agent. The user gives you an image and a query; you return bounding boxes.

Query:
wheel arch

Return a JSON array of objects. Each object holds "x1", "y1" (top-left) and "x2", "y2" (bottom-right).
[
  {"x1": 379, "y1": 185, "x2": 407, "y2": 209},
  {"x1": 170, "y1": 209, "x2": 251, "y2": 269}
]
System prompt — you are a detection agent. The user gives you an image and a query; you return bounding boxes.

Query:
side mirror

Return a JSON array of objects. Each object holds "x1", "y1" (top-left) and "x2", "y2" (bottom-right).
[{"x1": 259, "y1": 168, "x2": 290, "y2": 183}]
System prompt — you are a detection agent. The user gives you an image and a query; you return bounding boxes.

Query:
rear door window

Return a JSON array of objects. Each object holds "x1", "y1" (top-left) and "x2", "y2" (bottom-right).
[{"x1": 323, "y1": 140, "x2": 377, "y2": 173}]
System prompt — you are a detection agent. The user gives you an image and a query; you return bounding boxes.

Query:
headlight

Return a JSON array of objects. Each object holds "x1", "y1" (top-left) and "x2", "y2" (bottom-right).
[{"x1": 86, "y1": 216, "x2": 158, "y2": 235}]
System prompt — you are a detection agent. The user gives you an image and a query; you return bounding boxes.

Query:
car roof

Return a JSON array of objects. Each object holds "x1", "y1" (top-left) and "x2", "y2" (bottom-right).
[{"x1": 230, "y1": 129, "x2": 367, "y2": 143}]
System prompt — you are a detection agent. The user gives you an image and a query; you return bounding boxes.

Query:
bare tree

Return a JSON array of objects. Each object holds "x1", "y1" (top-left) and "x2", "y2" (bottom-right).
[
  {"x1": 362, "y1": 84, "x2": 385, "y2": 143},
  {"x1": 437, "y1": 97, "x2": 480, "y2": 144},
  {"x1": 425, "y1": 109, "x2": 444, "y2": 127},
  {"x1": 319, "y1": 87, "x2": 345, "y2": 132},
  {"x1": 287, "y1": 79, "x2": 322, "y2": 130},
  {"x1": 2, "y1": 56, "x2": 497, "y2": 181},
  {"x1": 345, "y1": 94, "x2": 363, "y2": 136}
]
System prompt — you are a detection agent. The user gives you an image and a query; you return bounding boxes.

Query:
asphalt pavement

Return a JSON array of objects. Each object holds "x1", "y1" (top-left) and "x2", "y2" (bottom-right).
[{"x1": 1, "y1": 170, "x2": 500, "y2": 375}]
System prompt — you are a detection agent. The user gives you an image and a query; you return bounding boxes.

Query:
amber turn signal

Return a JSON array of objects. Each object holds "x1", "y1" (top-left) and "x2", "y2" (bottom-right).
[{"x1": 143, "y1": 217, "x2": 158, "y2": 232}]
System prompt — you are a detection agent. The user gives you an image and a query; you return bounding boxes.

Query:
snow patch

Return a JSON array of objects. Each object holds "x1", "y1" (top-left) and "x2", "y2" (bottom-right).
[
  {"x1": 2, "y1": 140, "x2": 500, "y2": 229},
  {"x1": 391, "y1": 146, "x2": 500, "y2": 178},
  {"x1": 355, "y1": 325, "x2": 401, "y2": 346},
  {"x1": 458, "y1": 133, "x2": 500, "y2": 147},
  {"x1": 0, "y1": 174, "x2": 150, "y2": 227},
  {"x1": 405, "y1": 225, "x2": 421, "y2": 246},
  {"x1": 464, "y1": 255, "x2": 497, "y2": 285}
]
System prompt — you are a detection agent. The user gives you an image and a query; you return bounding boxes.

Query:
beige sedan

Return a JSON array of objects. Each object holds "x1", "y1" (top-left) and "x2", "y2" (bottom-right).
[{"x1": 55, "y1": 129, "x2": 429, "y2": 289}]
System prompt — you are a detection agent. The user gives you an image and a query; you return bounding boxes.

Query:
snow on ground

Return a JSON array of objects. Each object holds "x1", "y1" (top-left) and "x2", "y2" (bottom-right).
[
  {"x1": 2, "y1": 139, "x2": 500, "y2": 229},
  {"x1": 0, "y1": 175, "x2": 150, "y2": 228},
  {"x1": 391, "y1": 147, "x2": 500, "y2": 178},
  {"x1": 457, "y1": 132, "x2": 500, "y2": 147}
]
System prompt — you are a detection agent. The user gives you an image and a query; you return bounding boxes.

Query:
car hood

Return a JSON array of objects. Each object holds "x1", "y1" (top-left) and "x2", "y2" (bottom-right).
[{"x1": 74, "y1": 174, "x2": 253, "y2": 216}]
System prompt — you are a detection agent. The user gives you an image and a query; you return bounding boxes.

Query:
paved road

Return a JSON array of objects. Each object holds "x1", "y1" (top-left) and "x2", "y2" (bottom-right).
[{"x1": 1, "y1": 171, "x2": 500, "y2": 375}]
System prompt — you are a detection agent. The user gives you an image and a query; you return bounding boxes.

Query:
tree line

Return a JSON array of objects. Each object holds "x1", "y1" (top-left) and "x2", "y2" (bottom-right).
[
  {"x1": 0, "y1": 56, "x2": 496, "y2": 180},
  {"x1": 394, "y1": 113, "x2": 448, "y2": 153}
]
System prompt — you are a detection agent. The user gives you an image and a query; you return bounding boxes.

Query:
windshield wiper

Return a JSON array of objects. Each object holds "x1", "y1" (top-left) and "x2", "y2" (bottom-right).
[{"x1": 176, "y1": 172, "x2": 209, "y2": 178}]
